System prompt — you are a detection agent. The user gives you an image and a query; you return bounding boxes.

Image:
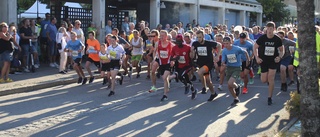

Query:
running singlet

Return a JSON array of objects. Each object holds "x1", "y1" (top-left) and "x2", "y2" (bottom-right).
[
  {"x1": 172, "y1": 44, "x2": 191, "y2": 68},
  {"x1": 99, "y1": 52, "x2": 109, "y2": 62},
  {"x1": 157, "y1": 41, "x2": 172, "y2": 65}
]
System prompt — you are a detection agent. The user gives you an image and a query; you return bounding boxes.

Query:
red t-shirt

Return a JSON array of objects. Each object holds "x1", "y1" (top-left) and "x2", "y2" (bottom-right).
[
  {"x1": 157, "y1": 41, "x2": 172, "y2": 65},
  {"x1": 172, "y1": 44, "x2": 191, "y2": 68}
]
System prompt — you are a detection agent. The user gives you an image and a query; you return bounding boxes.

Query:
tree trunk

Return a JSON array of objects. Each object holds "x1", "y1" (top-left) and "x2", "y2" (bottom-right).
[{"x1": 296, "y1": 0, "x2": 320, "y2": 136}]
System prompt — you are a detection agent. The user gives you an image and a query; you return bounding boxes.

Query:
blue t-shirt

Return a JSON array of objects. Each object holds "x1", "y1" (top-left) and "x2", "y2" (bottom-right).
[
  {"x1": 65, "y1": 40, "x2": 84, "y2": 59},
  {"x1": 40, "y1": 20, "x2": 50, "y2": 38},
  {"x1": 204, "y1": 34, "x2": 212, "y2": 41},
  {"x1": 46, "y1": 23, "x2": 57, "y2": 42},
  {"x1": 233, "y1": 40, "x2": 253, "y2": 56},
  {"x1": 222, "y1": 46, "x2": 246, "y2": 67}
]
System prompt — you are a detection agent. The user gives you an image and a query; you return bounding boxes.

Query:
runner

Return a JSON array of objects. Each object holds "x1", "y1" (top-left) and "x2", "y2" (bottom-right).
[
  {"x1": 221, "y1": 36, "x2": 250, "y2": 106},
  {"x1": 130, "y1": 30, "x2": 144, "y2": 78},
  {"x1": 253, "y1": 22, "x2": 284, "y2": 105},
  {"x1": 64, "y1": 31, "x2": 86, "y2": 85},
  {"x1": 191, "y1": 30, "x2": 221, "y2": 101},
  {"x1": 233, "y1": 32, "x2": 253, "y2": 94},
  {"x1": 99, "y1": 43, "x2": 111, "y2": 87},
  {"x1": 85, "y1": 31, "x2": 100, "y2": 84},
  {"x1": 277, "y1": 31, "x2": 296, "y2": 92},
  {"x1": 144, "y1": 30, "x2": 158, "y2": 79},
  {"x1": 214, "y1": 34, "x2": 226, "y2": 91},
  {"x1": 149, "y1": 30, "x2": 174, "y2": 102},
  {"x1": 169, "y1": 34, "x2": 197, "y2": 99},
  {"x1": 106, "y1": 35, "x2": 126, "y2": 97}
]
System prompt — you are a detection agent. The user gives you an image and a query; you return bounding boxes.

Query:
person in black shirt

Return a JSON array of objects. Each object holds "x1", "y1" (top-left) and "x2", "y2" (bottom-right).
[
  {"x1": 191, "y1": 30, "x2": 221, "y2": 101},
  {"x1": 253, "y1": 21, "x2": 284, "y2": 105},
  {"x1": 19, "y1": 19, "x2": 39, "y2": 72}
]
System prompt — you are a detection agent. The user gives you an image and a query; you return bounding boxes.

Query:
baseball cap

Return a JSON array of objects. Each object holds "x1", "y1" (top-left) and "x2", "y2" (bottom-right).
[
  {"x1": 176, "y1": 34, "x2": 184, "y2": 42},
  {"x1": 239, "y1": 33, "x2": 247, "y2": 38}
]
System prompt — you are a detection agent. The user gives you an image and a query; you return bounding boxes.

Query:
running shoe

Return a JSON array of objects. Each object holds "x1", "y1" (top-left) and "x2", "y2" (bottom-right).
[
  {"x1": 207, "y1": 93, "x2": 218, "y2": 101},
  {"x1": 136, "y1": 74, "x2": 140, "y2": 78},
  {"x1": 146, "y1": 75, "x2": 150, "y2": 79},
  {"x1": 82, "y1": 77, "x2": 88, "y2": 85},
  {"x1": 119, "y1": 75, "x2": 124, "y2": 85},
  {"x1": 239, "y1": 81, "x2": 244, "y2": 87},
  {"x1": 288, "y1": 81, "x2": 295, "y2": 86},
  {"x1": 257, "y1": 67, "x2": 261, "y2": 75},
  {"x1": 191, "y1": 89, "x2": 198, "y2": 100},
  {"x1": 218, "y1": 84, "x2": 223, "y2": 91},
  {"x1": 108, "y1": 91, "x2": 115, "y2": 97},
  {"x1": 89, "y1": 77, "x2": 95, "y2": 83},
  {"x1": 249, "y1": 78, "x2": 254, "y2": 84},
  {"x1": 160, "y1": 95, "x2": 168, "y2": 101},
  {"x1": 103, "y1": 78, "x2": 107, "y2": 85},
  {"x1": 230, "y1": 98, "x2": 240, "y2": 106},
  {"x1": 77, "y1": 77, "x2": 83, "y2": 84},
  {"x1": 174, "y1": 72, "x2": 179, "y2": 82},
  {"x1": 201, "y1": 87, "x2": 207, "y2": 94},
  {"x1": 149, "y1": 86, "x2": 157, "y2": 93},
  {"x1": 185, "y1": 84, "x2": 190, "y2": 94},
  {"x1": 242, "y1": 87, "x2": 248, "y2": 94},
  {"x1": 268, "y1": 97, "x2": 272, "y2": 105}
]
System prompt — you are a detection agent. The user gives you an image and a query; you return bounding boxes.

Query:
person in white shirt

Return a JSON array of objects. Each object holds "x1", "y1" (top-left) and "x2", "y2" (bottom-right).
[{"x1": 56, "y1": 27, "x2": 68, "y2": 74}]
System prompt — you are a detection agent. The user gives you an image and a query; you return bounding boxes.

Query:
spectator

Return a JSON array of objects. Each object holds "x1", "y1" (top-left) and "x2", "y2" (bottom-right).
[
  {"x1": 46, "y1": 17, "x2": 59, "y2": 68},
  {"x1": 73, "y1": 20, "x2": 85, "y2": 45},
  {"x1": 0, "y1": 22, "x2": 15, "y2": 83},
  {"x1": 8, "y1": 23, "x2": 22, "y2": 74},
  {"x1": 30, "y1": 19, "x2": 40, "y2": 66},
  {"x1": 122, "y1": 17, "x2": 130, "y2": 35},
  {"x1": 165, "y1": 24, "x2": 171, "y2": 32},
  {"x1": 87, "y1": 21, "x2": 99, "y2": 38},
  {"x1": 56, "y1": 27, "x2": 68, "y2": 74},
  {"x1": 105, "y1": 20, "x2": 112, "y2": 35},
  {"x1": 20, "y1": 19, "x2": 39, "y2": 72},
  {"x1": 60, "y1": 21, "x2": 68, "y2": 29},
  {"x1": 40, "y1": 13, "x2": 51, "y2": 63}
]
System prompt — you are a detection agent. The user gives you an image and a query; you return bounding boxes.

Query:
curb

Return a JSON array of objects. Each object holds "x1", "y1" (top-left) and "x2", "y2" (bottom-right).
[
  {"x1": 274, "y1": 117, "x2": 299, "y2": 137},
  {"x1": 0, "y1": 66, "x2": 148, "y2": 96}
]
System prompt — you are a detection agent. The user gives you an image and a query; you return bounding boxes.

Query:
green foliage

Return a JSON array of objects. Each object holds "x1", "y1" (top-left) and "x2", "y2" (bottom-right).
[
  {"x1": 285, "y1": 91, "x2": 301, "y2": 117},
  {"x1": 18, "y1": 0, "x2": 36, "y2": 12},
  {"x1": 257, "y1": 0, "x2": 290, "y2": 22}
]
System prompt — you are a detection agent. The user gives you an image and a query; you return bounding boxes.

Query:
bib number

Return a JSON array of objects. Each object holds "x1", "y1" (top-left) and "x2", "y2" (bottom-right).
[
  {"x1": 72, "y1": 51, "x2": 78, "y2": 57},
  {"x1": 159, "y1": 50, "x2": 168, "y2": 58},
  {"x1": 110, "y1": 51, "x2": 117, "y2": 59},
  {"x1": 197, "y1": 47, "x2": 208, "y2": 56},
  {"x1": 227, "y1": 54, "x2": 237, "y2": 63},
  {"x1": 264, "y1": 46, "x2": 275, "y2": 56},
  {"x1": 178, "y1": 56, "x2": 186, "y2": 63}
]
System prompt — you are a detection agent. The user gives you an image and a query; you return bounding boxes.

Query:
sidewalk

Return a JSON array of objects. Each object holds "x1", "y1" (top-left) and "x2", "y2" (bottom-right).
[{"x1": 0, "y1": 63, "x2": 146, "y2": 96}]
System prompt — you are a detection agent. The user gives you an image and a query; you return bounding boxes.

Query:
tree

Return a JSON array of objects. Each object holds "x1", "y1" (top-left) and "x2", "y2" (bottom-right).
[
  {"x1": 296, "y1": 0, "x2": 320, "y2": 136},
  {"x1": 257, "y1": 0, "x2": 290, "y2": 22}
]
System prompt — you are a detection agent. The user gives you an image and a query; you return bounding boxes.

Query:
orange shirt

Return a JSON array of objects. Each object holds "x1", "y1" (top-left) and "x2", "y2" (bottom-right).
[{"x1": 86, "y1": 39, "x2": 101, "y2": 61}]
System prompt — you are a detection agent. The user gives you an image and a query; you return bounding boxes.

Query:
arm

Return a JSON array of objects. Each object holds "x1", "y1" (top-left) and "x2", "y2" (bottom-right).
[
  {"x1": 243, "y1": 49, "x2": 250, "y2": 66},
  {"x1": 0, "y1": 32, "x2": 12, "y2": 41},
  {"x1": 253, "y1": 43, "x2": 262, "y2": 64}
]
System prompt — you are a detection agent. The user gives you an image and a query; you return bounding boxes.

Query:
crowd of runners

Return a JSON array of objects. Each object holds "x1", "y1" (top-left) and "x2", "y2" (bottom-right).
[{"x1": 2, "y1": 14, "x2": 320, "y2": 106}]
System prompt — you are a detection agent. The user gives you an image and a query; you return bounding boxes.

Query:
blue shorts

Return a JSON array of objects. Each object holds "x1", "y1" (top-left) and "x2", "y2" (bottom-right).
[
  {"x1": 21, "y1": 42, "x2": 38, "y2": 56},
  {"x1": 280, "y1": 56, "x2": 292, "y2": 67},
  {"x1": 0, "y1": 50, "x2": 13, "y2": 62},
  {"x1": 48, "y1": 41, "x2": 58, "y2": 56}
]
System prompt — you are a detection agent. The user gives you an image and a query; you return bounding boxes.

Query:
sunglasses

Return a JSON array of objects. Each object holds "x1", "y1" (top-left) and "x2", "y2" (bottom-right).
[{"x1": 148, "y1": 35, "x2": 155, "y2": 37}]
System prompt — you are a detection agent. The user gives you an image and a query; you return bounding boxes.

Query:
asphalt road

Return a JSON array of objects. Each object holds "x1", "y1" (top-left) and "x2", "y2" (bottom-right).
[{"x1": 0, "y1": 70, "x2": 295, "y2": 137}]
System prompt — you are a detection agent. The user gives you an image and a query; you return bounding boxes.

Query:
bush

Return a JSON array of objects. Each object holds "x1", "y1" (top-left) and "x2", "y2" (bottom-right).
[{"x1": 285, "y1": 91, "x2": 301, "y2": 117}]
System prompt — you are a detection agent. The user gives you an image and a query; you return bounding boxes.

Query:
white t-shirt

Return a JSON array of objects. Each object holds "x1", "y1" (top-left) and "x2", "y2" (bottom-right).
[{"x1": 131, "y1": 37, "x2": 143, "y2": 55}]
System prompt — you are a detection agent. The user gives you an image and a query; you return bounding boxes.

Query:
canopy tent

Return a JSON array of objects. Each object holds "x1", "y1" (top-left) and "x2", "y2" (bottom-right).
[{"x1": 19, "y1": 1, "x2": 83, "y2": 18}]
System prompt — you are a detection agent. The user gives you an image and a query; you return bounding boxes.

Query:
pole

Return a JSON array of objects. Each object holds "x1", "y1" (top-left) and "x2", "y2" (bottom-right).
[{"x1": 37, "y1": 0, "x2": 39, "y2": 18}]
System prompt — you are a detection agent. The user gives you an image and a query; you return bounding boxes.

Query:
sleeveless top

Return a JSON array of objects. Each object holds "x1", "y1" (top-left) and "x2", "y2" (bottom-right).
[{"x1": 157, "y1": 41, "x2": 172, "y2": 65}]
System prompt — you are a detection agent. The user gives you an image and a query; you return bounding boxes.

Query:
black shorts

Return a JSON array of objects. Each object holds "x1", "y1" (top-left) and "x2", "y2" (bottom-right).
[
  {"x1": 125, "y1": 49, "x2": 132, "y2": 56},
  {"x1": 101, "y1": 63, "x2": 110, "y2": 72},
  {"x1": 87, "y1": 57, "x2": 101, "y2": 68},
  {"x1": 176, "y1": 66, "x2": 192, "y2": 77},
  {"x1": 74, "y1": 58, "x2": 82, "y2": 66},
  {"x1": 241, "y1": 61, "x2": 252, "y2": 71},
  {"x1": 40, "y1": 37, "x2": 48, "y2": 46},
  {"x1": 159, "y1": 64, "x2": 171, "y2": 75},
  {"x1": 109, "y1": 60, "x2": 121, "y2": 70},
  {"x1": 197, "y1": 61, "x2": 213, "y2": 75},
  {"x1": 216, "y1": 60, "x2": 222, "y2": 67},
  {"x1": 260, "y1": 59, "x2": 279, "y2": 73},
  {"x1": 145, "y1": 50, "x2": 153, "y2": 57}
]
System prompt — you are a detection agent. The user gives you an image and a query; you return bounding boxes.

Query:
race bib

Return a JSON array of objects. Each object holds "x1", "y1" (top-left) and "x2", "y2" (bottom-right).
[
  {"x1": 159, "y1": 50, "x2": 168, "y2": 58},
  {"x1": 110, "y1": 51, "x2": 117, "y2": 59},
  {"x1": 289, "y1": 46, "x2": 295, "y2": 52},
  {"x1": 88, "y1": 49, "x2": 97, "y2": 54},
  {"x1": 227, "y1": 54, "x2": 237, "y2": 63},
  {"x1": 197, "y1": 47, "x2": 207, "y2": 56},
  {"x1": 100, "y1": 55, "x2": 108, "y2": 61},
  {"x1": 178, "y1": 56, "x2": 186, "y2": 63},
  {"x1": 72, "y1": 51, "x2": 78, "y2": 57},
  {"x1": 264, "y1": 46, "x2": 275, "y2": 56}
]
